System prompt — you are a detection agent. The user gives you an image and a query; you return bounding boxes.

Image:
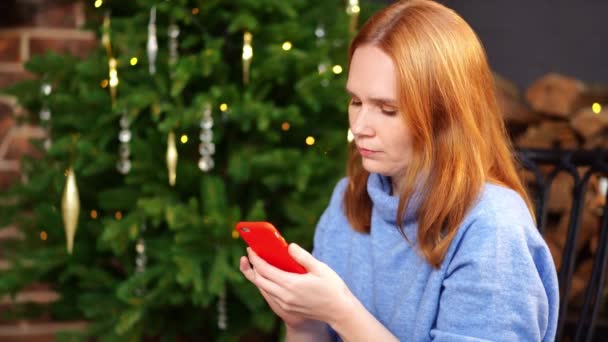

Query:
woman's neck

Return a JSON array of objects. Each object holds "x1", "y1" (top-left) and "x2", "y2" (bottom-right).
[{"x1": 390, "y1": 177, "x2": 405, "y2": 197}]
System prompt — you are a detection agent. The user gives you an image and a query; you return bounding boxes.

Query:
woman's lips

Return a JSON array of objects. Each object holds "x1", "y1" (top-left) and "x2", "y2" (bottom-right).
[{"x1": 358, "y1": 147, "x2": 377, "y2": 157}]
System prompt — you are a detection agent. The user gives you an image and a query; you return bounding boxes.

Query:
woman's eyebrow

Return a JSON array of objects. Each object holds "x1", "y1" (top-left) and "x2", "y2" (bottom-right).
[{"x1": 345, "y1": 88, "x2": 396, "y2": 105}]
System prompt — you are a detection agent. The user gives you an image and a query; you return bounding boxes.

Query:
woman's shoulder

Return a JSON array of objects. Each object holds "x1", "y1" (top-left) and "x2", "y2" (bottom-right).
[
  {"x1": 439, "y1": 183, "x2": 559, "y2": 342},
  {"x1": 443, "y1": 182, "x2": 557, "y2": 286},
  {"x1": 467, "y1": 182, "x2": 536, "y2": 229},
  {"x1": 452, "y1": 183, "x2": 552, "y2": 263},
  {"x1": 451, "y1": 182, "x2": 549, "y2": 264}
]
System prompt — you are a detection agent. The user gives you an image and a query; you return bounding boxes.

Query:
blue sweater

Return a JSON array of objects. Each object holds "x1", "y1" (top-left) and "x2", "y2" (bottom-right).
[{"x1": 312, "y1": 174, "x2": 559, "y2": 341}]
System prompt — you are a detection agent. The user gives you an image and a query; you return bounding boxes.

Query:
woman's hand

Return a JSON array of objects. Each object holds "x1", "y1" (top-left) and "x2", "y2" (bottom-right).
[
  {"x1": 240, "y1": 255, "x2": 311, "y2": 328},
  {"x1": 239, "y1": 243, "x2": 354, "y2": 327}
]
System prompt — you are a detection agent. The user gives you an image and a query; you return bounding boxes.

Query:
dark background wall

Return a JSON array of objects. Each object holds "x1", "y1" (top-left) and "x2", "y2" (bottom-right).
[{"x1": 378, "y1": 0, "x2": 608, "y2": 90}]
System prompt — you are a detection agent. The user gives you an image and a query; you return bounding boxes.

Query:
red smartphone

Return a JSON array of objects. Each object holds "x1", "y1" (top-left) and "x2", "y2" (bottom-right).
[{"x1": 236, "y1": 221, "x2": 307, "y2": 274}]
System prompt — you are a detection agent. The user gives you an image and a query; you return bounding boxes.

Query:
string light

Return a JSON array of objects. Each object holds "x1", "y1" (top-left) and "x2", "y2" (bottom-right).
[
  {"x1": 242, "y1": 32, "x2": 253, "y2": 84},
  {"x1": 115, "y1": 211, "x2": 123, "y2": 220},
  {"x1": 346, "y1": 0, "x2": 361, "y2": 14},
  {"x1": 90, "y1": 210, "x2": 98, "y2": 219},
  {"x1": 282, "y1": 41, "x2": 292, "y2": 51},
  {"x1": 101, "y1": 14, "x2": 110, "y2": 55},
  {"x1": 102, "y1": 12, "x2": 118, "y2": 105},
  {"x1": 318, "y1": 64, "x2": 327, "y2": 75},
  {"x1": 180, "y1": 134, "x2": 188, "y2": 144},
  {"x1": 94, "y1": 0, "x2": 103, "y2": 8},
  {"x1": 219, "y1": 103, "x2": 229, "y2": 112},
  {"x1": 166, "y1": 132, "x2": 178, "y2": 186},
  {"x1": 242, "y1": 33, "x2": 253, "y2": 60},
  {"x1": 109, "y1": 58, "x2": 119, "y2": 87},
  {"x1": 40, "y1": 231, "x2": 48, "y2": 240},
  {"x1": 130, "y1": 57, "x2": 138, "y2": 66},
  {"x1": 192, "y1": 8, "x2": 199, "y2": 15},
  {"x1": 281, "y1": 122, "x2": 290, "y2": 131},
  {"x1": 592, "y1": 102, "x2": 602, "y2": 114},
  {"x1": 346, "y1": 0, "x2": 360, "y2": 33},
  {"x1": 306, "y1": 136, "x2": 316, "y2": 146},
  {"x1": 232, "y1": 230, "x2": 240, "y2": 239},
  {"x1": 100, "y1": 79, "x2": 108, "y2": 88},
  {"x1": 600, "y1": 177, "x2": 608, "y2": 197},
  {"x1": 347, "y1": 129, "x2": 354, "y2": 142},
  {"x1": 332, "y1": 65, "x2": 343, "y2": 74}
]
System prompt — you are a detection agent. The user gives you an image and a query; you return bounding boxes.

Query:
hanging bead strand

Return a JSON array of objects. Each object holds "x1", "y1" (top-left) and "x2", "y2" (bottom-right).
[
  {"x1": 168, "y1": 20, "x2": 180, "y2": 70},
  {"x1": 39, "y1": 80, "x2": 53, "y2": 150},
  {"x1": 315, "y1": 24, "x2": 330, "y2": 88},
  {"x1": 135, "y1": 222, "x2": 147, "y2": 296},
  {"x1": 198, "y1": 103, "x2": 215, "y2": 172},
  {"x1": 217, "y1": 286, "x2": 227, "y2": 330},
  {"x1": 117, "y1": 111, "x2": 132, "y2": 174},
  {"x1": 147, "y1": 6, "x2": 158, "y2": 75}
]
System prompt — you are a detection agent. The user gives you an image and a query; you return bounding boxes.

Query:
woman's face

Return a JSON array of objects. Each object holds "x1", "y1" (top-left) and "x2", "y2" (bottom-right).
[{"x1": 346, "y1": 45, "x2": 413, "y2": 180}]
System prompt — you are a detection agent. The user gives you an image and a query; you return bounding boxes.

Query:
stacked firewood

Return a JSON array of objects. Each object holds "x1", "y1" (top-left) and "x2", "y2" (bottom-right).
[{"x1": 495, "y1": 72, "x2": 608, "y2": 305}]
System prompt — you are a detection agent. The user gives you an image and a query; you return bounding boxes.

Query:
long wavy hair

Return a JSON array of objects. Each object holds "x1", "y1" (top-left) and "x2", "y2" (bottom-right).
[{"x1": 343, "y1": 0, "x2": 534, "y2": 268}]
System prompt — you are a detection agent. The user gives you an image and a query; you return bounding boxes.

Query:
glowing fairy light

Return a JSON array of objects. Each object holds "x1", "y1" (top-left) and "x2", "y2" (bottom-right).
[
  {"x1": 347, "y1": 129, "x2": 354, "y2": 142},
  {"x1": 592, "y1": 102, "x2": 602, "y2": 114}
]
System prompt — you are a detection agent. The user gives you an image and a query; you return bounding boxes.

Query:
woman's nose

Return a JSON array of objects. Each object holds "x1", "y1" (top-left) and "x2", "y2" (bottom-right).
[{"x1": 351, "y1": 108, "x2": 375, "y2": 137}]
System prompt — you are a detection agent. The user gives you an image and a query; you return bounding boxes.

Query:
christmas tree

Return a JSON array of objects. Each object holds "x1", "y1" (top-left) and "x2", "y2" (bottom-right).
[{"x1": 0, "y1": 0, "x2": 377, "y2": 340}]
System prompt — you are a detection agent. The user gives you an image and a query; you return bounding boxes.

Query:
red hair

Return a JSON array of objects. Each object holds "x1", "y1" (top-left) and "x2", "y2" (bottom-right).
[{"x1": 344, "y1": 0, "x2": 534, "y2": 268}]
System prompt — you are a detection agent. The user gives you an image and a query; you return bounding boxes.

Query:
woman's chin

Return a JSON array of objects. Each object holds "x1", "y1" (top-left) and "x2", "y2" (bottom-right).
[
  {"x1": 361, "y1": 161, "x2": 387, "y2": 176},
  {"x1": 361, "y1": 162, "x2": 401, "y2": 179}
]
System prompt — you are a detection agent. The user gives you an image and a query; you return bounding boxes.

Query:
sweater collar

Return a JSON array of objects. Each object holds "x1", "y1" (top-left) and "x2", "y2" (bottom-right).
[{"x1": 366, "y1": 173, "x2": 419, "y2": 225}]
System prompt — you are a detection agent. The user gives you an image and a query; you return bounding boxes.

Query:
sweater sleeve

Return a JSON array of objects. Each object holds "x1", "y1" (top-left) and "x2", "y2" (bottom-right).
[{"x1": 430, "y1": 219, "x2": 559, "y2": 342}]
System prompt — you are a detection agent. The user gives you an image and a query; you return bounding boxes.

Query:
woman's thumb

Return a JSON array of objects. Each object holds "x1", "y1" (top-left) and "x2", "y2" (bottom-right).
[{"x1": 288, "y1": 243, "x2": 317, "y2": 272}]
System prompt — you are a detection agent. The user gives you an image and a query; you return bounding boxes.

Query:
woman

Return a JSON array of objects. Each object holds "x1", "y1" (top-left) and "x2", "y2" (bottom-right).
[{"x1": 240, "y1": 0, "x2": 559, "y2": 341}]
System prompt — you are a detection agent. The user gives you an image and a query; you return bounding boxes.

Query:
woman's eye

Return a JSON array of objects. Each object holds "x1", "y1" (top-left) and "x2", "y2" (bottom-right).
[
  {"x1": 349, "y1": 99, "x2": 362, "y2": 106},
  {"x1": 381, "y1": 107, "x2": 397, "y2": 115}
]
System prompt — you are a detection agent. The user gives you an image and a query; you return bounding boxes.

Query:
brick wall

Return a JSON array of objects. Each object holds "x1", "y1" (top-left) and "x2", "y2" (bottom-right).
[
  {"x1": 0, "y1": 1, "x2": 94, "y2": 340},
  {"x1": 0, "y1": 0, "x2": 96, "y2": 191}
]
